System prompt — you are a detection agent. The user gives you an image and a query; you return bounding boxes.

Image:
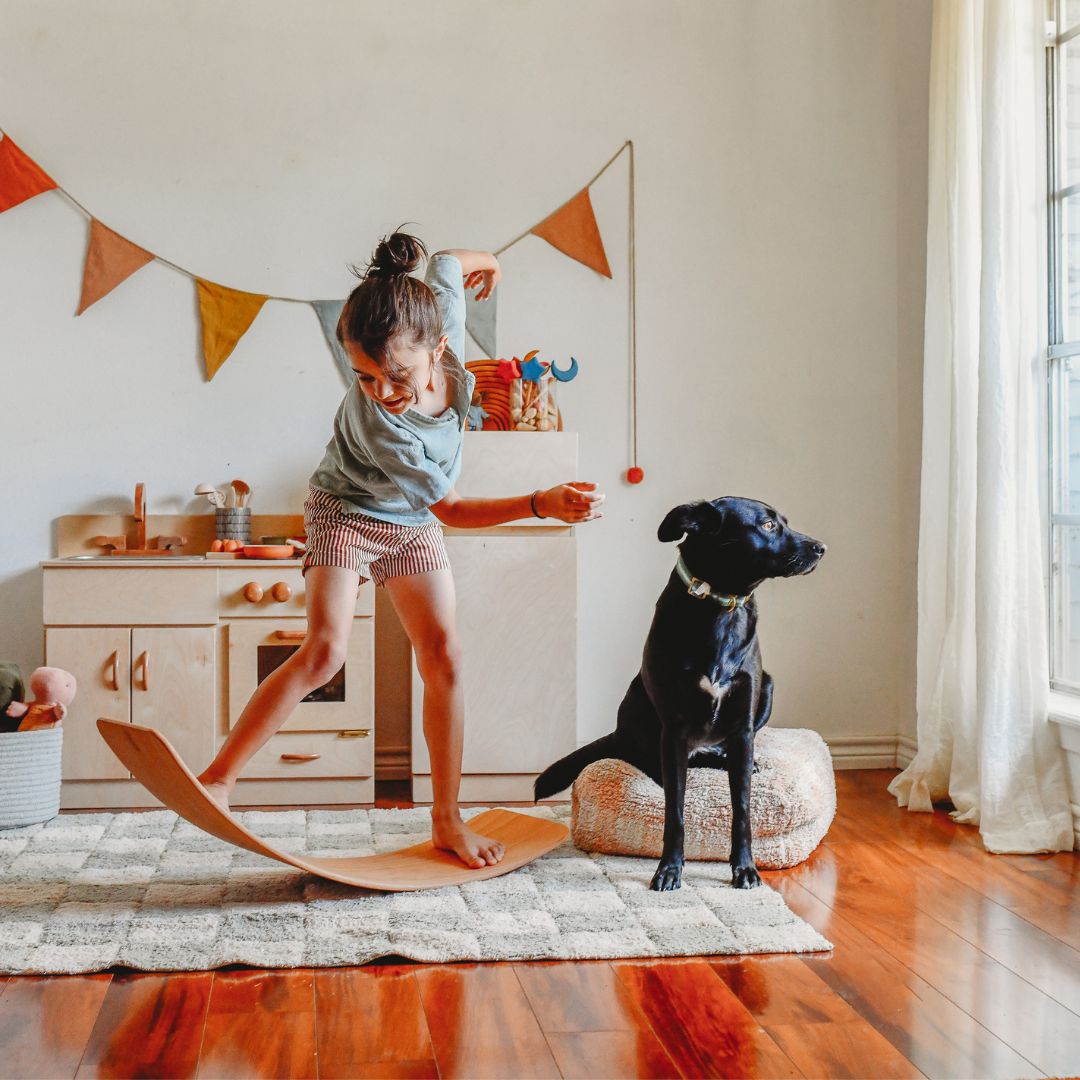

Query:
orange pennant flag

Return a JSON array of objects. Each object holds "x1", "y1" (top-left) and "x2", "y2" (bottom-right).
[
  {"x1": 77, "y1": 219, "x2": 155, "y2": 315},
  {"x1": 530, "y1": 186, "x2": 612, "y2": 278},
  {"x1": 0, "y1": 131, "x2": 57, "y2": 213},
  {"x1": 195, "y1": 279, "x2": 268, "y2": 380}
]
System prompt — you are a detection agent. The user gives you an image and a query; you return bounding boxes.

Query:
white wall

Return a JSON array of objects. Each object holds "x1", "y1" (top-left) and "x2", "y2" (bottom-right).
[{"x1": 0, "y1": 0, "x2": 930, "y2": 761}]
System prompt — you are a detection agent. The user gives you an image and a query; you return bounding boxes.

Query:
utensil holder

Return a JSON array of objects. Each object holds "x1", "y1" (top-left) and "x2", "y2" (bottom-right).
[
  {"x1": 0, "y1": 727, "x2": 63, "y2": 829},
  {"x1": 215, "y1": 507, "x2": 251, "y2": 543}
]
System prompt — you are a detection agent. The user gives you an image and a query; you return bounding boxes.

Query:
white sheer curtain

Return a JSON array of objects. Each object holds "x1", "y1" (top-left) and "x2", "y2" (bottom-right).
[{"x1": 888, "y1": 0, "x2": 1074, "y2": 852}]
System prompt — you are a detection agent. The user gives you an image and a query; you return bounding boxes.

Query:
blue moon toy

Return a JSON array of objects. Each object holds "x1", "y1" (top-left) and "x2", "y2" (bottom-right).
[{"x1": 549, "y1": 357, "x2": 580, "y2": 382}]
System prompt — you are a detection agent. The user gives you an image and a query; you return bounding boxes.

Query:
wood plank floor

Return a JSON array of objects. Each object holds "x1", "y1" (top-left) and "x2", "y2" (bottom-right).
[{"x1": 1, "y1": 769, "x2": 1077, "y2": 1079}]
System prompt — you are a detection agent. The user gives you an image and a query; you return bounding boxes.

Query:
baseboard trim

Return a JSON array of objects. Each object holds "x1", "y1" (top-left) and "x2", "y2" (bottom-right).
[
  {"x1": 413, "y1": 732, "x2": 917, "y2": 779},
  {"x1": 820, "y1": 734, "x2": 907, "y2": 768},
  {"x1": 375, "y1": 745, "x2": 411, "y2": 781}
]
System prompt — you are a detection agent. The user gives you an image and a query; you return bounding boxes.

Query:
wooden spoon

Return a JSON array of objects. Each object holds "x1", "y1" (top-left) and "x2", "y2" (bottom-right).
[{"x1": 231, "y1": 479, "x2": 250, "y2": 508}]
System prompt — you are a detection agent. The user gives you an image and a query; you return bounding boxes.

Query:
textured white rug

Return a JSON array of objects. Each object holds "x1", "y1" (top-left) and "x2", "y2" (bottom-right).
[{"x1": 0, "y1": 804, "x2": 831, "y2": 974}]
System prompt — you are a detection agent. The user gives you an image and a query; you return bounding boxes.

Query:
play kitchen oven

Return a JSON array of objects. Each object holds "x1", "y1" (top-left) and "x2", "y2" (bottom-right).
[{"x1": 221, "y1": 565, "x2": 374, "y2": 763}]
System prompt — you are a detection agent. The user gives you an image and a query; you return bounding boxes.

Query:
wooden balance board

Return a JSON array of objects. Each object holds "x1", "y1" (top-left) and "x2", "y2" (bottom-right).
[{"x1": 96, "y1": 718, "x2": 569, "y2": 891}]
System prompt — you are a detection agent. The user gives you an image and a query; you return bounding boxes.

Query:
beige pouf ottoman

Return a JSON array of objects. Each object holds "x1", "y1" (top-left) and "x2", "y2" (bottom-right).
[{"x1": 571, "y1": 727, "x2": 836, "y2": 870}]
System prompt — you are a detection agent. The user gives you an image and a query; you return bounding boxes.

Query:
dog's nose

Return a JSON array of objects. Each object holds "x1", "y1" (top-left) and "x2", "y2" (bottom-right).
[{"x1": 813, "y1": 543, "x2": 827, "y2": 556}]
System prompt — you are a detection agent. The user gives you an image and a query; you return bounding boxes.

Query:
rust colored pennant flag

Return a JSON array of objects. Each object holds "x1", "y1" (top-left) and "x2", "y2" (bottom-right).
[
  {"x1": 76, "y1": 219, "x2": 155, "y2": 315},
  {"x1": 0, "y1": 131, "x2": 57, "y2": 213},
  {"x1": 530, "y1": 186, "x2": 611, "y2": 278},
  {"x1": 195, "y1": 279, "x2": 268, "y2": 380}
]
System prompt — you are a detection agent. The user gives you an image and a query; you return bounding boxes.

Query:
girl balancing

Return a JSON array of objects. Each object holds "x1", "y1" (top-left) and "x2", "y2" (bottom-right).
[{"x1": 197, "y1": 228, "x2": 605, "y2": 869}]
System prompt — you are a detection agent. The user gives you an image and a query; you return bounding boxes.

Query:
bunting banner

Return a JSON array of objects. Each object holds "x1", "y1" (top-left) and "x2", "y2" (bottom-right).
[
  {"x1": 77, "y1": 218, "x2": 155, "y2": 315},
  {"x1": 0, "y1": 131, "x2": 56, "y2": 214},
  {"x1": 311, "y1": 299, "x2": 351, "y2": 387},
  {"x1": 530, "y1": 187, "x2": 611, "y2": 278},
  {"x1": 195, "y1": 279, "x2": 268, "y2": 380},
  {"x1": 0, "y1": 127, "x2": 640, "y2": 479},
  {"x1": 464, "y1": 286, "x2": 498, "y2": 357}
]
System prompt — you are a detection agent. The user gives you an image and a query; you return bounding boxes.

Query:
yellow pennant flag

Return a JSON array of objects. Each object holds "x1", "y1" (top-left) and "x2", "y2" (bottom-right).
[
  {"x1": 530, "y1": 186, "x2": 612, "y2": 278},
  {"x1": 77, "y1": 219, "x2": 155, "y2": 315},
  {"x1": 195, "y1": 279, "x2": 268, "y2": 380}
]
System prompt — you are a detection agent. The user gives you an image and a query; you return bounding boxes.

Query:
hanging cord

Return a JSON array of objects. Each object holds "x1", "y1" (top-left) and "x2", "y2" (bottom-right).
[
  {"x1": 491, "y1": 140, "x2": 642, "y2": 481},
  {"x1": 628, "y1": 138, "x2": 638, "y2": 472}
]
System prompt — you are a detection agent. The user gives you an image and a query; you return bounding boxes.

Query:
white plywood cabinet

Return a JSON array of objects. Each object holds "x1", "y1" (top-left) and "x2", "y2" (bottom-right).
[{"x1": 411, "y1": 433, "x2": 579, "y2": 803}]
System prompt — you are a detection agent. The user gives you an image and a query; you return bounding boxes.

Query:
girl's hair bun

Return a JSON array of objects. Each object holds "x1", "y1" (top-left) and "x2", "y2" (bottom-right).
[{"x1": 364, "y1": 225, "x2": 427, "y2": 280}]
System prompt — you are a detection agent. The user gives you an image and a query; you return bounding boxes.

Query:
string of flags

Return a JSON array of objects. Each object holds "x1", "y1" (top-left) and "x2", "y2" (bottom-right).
[{"x1": 0, "y1": 129, "x2": 643, "y2": 483}]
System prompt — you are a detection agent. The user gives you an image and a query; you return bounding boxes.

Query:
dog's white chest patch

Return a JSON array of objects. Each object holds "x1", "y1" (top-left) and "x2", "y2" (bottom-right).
[{"x1": 698, "y1": 675, "x2": 728, "y2": 703}]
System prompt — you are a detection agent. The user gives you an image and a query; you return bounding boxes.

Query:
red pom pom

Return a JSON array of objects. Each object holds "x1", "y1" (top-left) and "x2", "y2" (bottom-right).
[{"x1": 626, "y1": 466, "x2": 644, "y2": 484}]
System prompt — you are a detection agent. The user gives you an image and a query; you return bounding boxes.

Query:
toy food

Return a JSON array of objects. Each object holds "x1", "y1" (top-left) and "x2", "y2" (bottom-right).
[{"x1": 4, "y1": 666, "x2": 77, "y2": 732}]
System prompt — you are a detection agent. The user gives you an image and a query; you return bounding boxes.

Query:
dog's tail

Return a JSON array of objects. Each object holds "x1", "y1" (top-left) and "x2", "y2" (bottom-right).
[{"x1": 533, "y1": 731, "x2": 628, "y2": 801}]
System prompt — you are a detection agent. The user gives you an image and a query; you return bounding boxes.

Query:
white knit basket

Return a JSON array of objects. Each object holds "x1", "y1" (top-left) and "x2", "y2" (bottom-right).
[{"x1": 0, "y1": 727, "x2": 63, "y2": 829}]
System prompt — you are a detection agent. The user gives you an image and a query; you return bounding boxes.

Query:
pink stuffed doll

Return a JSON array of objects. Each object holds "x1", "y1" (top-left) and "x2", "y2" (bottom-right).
[{"x1": 4, "y1": 667, "x2": 77, "y2": 732}]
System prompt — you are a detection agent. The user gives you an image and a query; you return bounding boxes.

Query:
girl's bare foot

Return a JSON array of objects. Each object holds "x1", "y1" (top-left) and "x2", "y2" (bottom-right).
[
  {"x1": 431, "y1": 812, "x2": 506, "y2": 869},
  {"x1": 196, "y1": 771, "x2": 234, "y2": 813}
]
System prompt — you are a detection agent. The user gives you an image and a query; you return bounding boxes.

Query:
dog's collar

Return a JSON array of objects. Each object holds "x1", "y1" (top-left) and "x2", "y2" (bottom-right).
[{"x1": 675, "y1": 555, "x2": 751, "y2": 609}]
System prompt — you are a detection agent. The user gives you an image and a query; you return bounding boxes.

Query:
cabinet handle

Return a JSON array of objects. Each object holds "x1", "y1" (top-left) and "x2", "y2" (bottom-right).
[
  {"x1": 106, "y1": 650, "x2": 119, "y2": 692},
  {"x1": 136, "y1": 650, "x2": 150, "y2": 692},
  {"x1": 271, "y1": 582, "x2": 292, "y2": 603},
  {"x1": 338, "y1": 729, "x2": 370, "y2": 738},
  {"x1": 280, "y1": 753, "x2": 321, "y2": 763},
  {"x1": 243, "y1": 582, "x2": 263, "y2": 603},
  {"x1": 275, "y1": 630, "x2": 306, "y2": 640}
]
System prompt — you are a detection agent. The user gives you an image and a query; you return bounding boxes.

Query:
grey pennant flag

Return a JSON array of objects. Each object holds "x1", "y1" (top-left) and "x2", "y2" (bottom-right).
[
  {"x1": 311, "y1": 300, "x2": 351, "y2": 387},
  {"x1": 464, "y1": 287, "x2": 497, "y2": 358}
]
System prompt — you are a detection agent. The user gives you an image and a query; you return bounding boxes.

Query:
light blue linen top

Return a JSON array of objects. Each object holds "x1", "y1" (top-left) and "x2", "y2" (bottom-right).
[{"x1": 308, "y1": 254, "x2": 476, "y2": 526}]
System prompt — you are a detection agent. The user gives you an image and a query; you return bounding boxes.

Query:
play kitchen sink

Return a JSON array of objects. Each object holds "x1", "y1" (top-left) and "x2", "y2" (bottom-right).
[{"x1": 66, "y1": 481, "x2": 304, "y2": 561}]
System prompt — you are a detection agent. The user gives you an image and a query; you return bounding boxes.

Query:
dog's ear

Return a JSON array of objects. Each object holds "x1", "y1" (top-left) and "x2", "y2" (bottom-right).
[{"x1": 658, "y1": 501, "x2": 718, "y2": 542}]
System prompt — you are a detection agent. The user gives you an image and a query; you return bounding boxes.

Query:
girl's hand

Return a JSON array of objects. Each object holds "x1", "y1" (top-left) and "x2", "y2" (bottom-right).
[
  {"x1": 537, "y1": 482, "x2": 604, "y2": 523},
  {"x1": 464, "y1": 263, "x2": 501, "y2": 301}
]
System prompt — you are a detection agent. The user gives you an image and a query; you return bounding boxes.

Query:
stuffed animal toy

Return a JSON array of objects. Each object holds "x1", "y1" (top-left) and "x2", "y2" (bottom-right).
[
  {"x1": 4, "y1": 666, "x2": 77, "y2": 732},
  {"x1": 0, "y1": 663, "x2": 25, "y2": 733}
]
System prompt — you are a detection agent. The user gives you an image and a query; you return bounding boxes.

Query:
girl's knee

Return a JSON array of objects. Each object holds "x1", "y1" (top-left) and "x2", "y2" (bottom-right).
[
  {"x1": 415, "y1": 632, "x2": 462, "y2": 683},
  {"x1": 296, "y1": 637, "x2": 348, "y2": 684}
]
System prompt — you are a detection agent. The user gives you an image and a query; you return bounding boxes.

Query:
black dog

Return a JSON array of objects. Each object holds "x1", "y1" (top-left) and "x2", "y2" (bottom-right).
[{"x1": 534, "y1": 497, "x2": 825, "y2": 891}]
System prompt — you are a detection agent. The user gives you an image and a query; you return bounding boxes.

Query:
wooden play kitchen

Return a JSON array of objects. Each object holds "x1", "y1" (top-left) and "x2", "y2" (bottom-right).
[{"x1": 40, "y1": 432, "x2": 579, "y2": 809}]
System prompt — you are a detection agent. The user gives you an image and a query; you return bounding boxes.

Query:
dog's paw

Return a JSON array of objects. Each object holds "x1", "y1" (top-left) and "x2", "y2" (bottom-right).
[
  {"x1": 649, "y1": 859, "x2": 684, "y2": 891},
  {"x1": 731, "y1": 864, "x2": 762, "y2": 889}
]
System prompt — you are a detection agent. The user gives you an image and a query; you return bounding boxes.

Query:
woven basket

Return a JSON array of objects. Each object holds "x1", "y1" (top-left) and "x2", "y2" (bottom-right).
[{"x1": 0, "y1": 727, "x2": 63, "y2": 829}]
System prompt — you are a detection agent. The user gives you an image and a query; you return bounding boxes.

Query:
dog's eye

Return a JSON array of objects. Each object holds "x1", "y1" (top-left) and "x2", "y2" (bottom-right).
[{"x1": 761, "y1": 520, "x2": 777, "y2": 532}]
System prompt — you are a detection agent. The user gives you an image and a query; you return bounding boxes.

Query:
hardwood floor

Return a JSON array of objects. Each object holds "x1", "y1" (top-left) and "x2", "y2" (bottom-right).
[{"x1": 1, "y1": 769, "x2": 1077, "y2": 1079}]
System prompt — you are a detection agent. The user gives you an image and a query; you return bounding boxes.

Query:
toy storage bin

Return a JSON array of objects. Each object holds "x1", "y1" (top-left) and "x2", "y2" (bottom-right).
[{"x1": 0, "y1": 727, "x2": 63, "y2": 829}]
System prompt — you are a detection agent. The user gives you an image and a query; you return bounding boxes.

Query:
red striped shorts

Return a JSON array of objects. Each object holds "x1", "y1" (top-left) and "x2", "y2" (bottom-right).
[{"x1": 301, "y1": 487, "x2": 450, "y2": 587}]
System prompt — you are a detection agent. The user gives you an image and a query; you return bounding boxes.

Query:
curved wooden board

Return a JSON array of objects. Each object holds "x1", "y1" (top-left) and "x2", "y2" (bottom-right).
[{"x1": 96, "y1": 718, "x2": 568, "y2": 891}]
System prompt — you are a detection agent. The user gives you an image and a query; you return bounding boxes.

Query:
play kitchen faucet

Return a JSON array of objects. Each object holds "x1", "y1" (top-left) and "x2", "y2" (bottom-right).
[{"x1": 92, "y1": 483, "x2": 188, "y2": 556}]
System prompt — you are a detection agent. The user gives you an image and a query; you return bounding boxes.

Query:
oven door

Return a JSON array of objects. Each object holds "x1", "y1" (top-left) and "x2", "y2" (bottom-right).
[{"x1": 225, "y1": 618, "x2": 373, "y2": 734}]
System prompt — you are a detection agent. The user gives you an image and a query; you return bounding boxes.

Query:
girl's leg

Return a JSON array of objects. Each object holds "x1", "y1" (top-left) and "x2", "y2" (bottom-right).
[
  {"x1": 381, "y1": 566, "x2": 505, "y2": 869},
  {"x1": 196, "y1": 564, "x2": 361, "y2": 810}
]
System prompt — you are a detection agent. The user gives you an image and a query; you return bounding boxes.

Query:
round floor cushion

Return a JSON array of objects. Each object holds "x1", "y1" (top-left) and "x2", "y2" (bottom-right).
[{"x1": 570, "y1": 727, "x2": 836, "y2": 870}]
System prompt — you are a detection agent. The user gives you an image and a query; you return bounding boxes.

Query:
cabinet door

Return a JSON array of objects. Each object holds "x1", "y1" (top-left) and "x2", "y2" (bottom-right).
[
  {"x1": 45, "y1": 627, "x2": 130, "y2": 780},
  {"x1": 131, "y1": 627, "x2": 214, "y2": 769},
  {"x1": 411, "y1": 535, "x2": 576, "y2": 774}
]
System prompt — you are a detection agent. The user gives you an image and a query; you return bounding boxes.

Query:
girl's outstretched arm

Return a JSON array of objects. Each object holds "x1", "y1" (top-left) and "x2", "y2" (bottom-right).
[{"x1": 430, "y1": 483, "x2": 604, "y2": 529}]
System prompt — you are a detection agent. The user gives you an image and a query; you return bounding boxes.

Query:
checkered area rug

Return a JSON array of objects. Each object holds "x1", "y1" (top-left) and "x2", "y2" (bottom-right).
[{"x1": 0, "y1": 804, "x2": 831, "y2": 973}]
